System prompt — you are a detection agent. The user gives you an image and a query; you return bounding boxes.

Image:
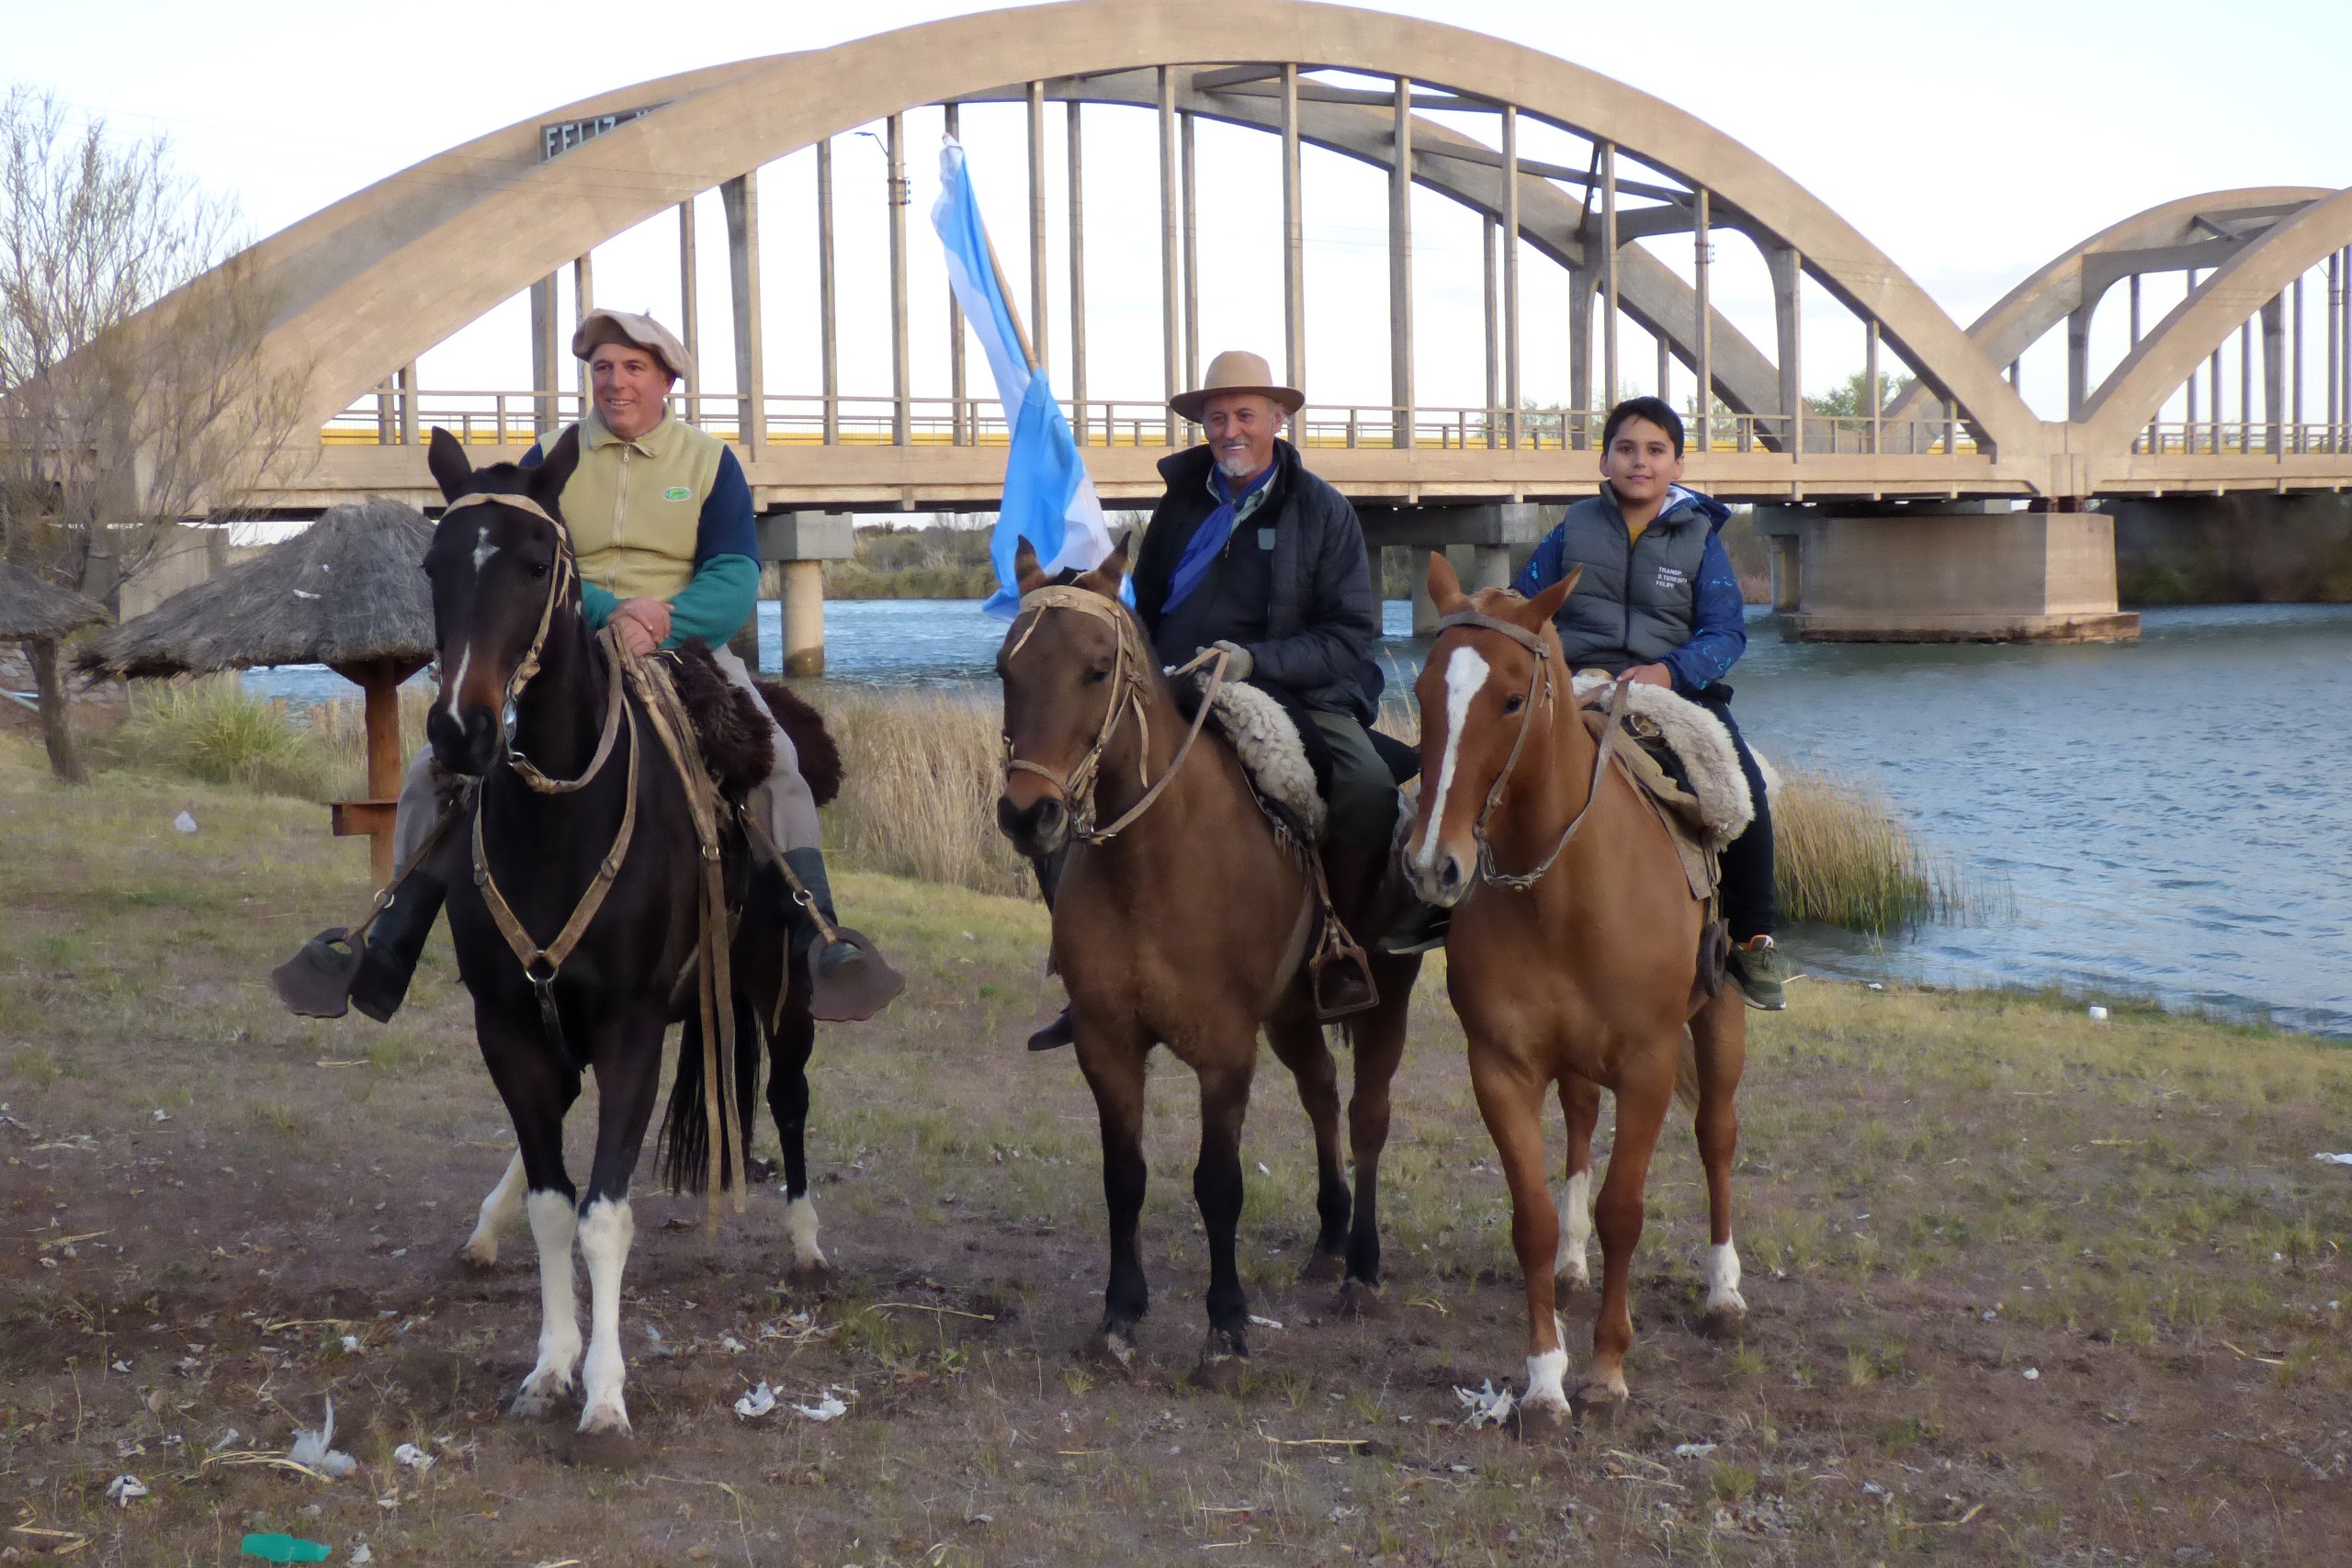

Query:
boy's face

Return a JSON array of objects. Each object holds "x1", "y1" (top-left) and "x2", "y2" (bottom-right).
[{"x1": 1599, "y1": 416, "x2": 1684, "y2": 506}]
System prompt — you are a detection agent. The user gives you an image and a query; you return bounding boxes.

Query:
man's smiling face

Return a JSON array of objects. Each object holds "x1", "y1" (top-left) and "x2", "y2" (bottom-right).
[{"x1": 1200, "y1": 393, "x2": 1283, "y2": 481}]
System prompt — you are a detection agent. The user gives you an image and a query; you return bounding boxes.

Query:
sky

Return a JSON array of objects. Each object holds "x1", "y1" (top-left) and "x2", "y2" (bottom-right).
[{"x1": 10, "y1": 0, "x2": 2349, "y2": 439}]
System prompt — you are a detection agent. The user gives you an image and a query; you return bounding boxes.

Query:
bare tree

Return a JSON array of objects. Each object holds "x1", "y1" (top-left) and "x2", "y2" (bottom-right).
[{"x1": 0, "y1": 85, "x2": 311, "y2": 780}]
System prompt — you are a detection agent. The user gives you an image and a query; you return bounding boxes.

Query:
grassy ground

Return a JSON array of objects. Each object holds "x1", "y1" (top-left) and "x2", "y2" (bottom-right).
[{"x1": 3, "y1": 737, "x2": 2348, "y2": 1566}]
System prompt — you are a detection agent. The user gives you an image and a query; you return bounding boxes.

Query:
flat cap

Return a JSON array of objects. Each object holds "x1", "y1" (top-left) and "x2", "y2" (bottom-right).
[{"x1": 571, "y1": 308, "x2": 695, "y2": 382}]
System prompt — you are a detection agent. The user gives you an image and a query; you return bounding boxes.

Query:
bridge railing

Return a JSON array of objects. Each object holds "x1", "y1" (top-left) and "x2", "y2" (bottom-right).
[
  {"x1": 323, "y1": 389, "x2": 1987, "y2": 459},
  {"x1": 2130, "y1": 421, "x2": 2352, "y2": 457}
]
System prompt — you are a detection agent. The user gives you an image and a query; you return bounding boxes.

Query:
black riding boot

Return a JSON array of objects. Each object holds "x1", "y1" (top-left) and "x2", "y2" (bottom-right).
[
  {"x1": 780, "y1": 846, "x2": 903, "y2": 1022},
  {"x1": 1026, "y1": 847, "x2": 1075, "y2": 1052},
  {"x1": 350, "y1": 870, "x2": 448, "y2": 1022},
  {"x1": 782, "y1": 846, "x2": 861, "y2": 981}
]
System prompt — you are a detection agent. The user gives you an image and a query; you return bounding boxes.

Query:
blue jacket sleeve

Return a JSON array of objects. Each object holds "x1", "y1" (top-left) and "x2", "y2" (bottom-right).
[
  {"x1": 1662, "y1": 532, "x2": 1747, "y2": 695},
  {"x1": 1512, "y1": 525, "x2": 1566, "y2": 596},
  {"x1": 691, "y1": 448, "x2": 757, "y2": 567}
]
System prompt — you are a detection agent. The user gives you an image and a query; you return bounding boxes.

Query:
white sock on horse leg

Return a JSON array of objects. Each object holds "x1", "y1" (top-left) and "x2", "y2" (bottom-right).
[
  {"x1": 785, "y1": 1193, "x2": 826, "y2": 1272},
  {"x1": 461, "y1": 1152, "x2": 526, "y2": 1265},
  {"x1": 576, "y1": 1197, "x2": 635, "y2": 1434},
  {"x1": 1555, "y1": 1168, "x2": 1592, "y2": 1285},
  {"x1": 523, "y1": 1191, "x2": 581, "y2": 1396},
  {"x1": 1705, "y1": 1236, "x2": 1747, "y2": 1316}
]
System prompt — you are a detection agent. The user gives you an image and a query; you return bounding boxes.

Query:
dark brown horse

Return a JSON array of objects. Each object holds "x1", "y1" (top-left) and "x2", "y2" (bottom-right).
[
  {"x1": 419, "y1": 428, "x2": 816, "y2": 1438},
  {"x1": 1403, "y1": 554, "x2": 1747, "y2": 1420},
  {"x1": 995, "y1": 541, "x2": 1420, "y2": 1372}
]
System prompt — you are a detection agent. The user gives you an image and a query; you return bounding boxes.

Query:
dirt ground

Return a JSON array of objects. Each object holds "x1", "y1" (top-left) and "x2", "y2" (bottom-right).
[{"x1": 4, "y1": 742, "x2": 2349, "y2": 1566}]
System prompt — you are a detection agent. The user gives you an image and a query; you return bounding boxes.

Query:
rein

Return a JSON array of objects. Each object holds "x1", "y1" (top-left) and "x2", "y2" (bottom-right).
[
  {"x1": 1001, "y1": 585, "x2": 1229, "y2": 846},
  {"x1": 1430, "y1": 607, "x2": 1631, "y2": 892}
]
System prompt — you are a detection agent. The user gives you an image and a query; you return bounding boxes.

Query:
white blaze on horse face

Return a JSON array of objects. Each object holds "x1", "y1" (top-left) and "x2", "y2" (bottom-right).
[
  {"x1": 471, "y1": 532, "x2": 499, "y2": 573},
  {"x1": 1705, "y1": 1237, "x2": 1747, "y2": 1318},
  {"x1": 1414, "y1": 644, "x2": 1492, "y2": 873},
  {"x1": 442, "y1": 647, "x2": 470, "y2": 725},
  {"x1": 1555, "y1": 1169, "x2": 1593, "y2": 1286},
  {"x1": 518, "y1": 1190, "x2": 581, "y2": 1404},
  {"x1": 575, "y1": 1197, "x2": 635, "y2": 1435}
]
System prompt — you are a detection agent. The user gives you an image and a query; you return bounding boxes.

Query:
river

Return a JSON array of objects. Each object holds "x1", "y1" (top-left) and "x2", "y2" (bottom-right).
[{"x1": 245, "y1": 599, "x2": 2352, "y2": 1039}]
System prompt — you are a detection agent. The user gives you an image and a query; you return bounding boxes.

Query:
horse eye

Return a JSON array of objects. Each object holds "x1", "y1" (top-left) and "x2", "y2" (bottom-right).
[
  {"x1": 529, "y1": 561, "x2": 550, "y2": 579},
  {"x1": 1502, "y1": 694, "x2": 1526, "y2": 716},
  {"x1": 1087, "y1": 666, "x2": 1112, "y2": 684}
]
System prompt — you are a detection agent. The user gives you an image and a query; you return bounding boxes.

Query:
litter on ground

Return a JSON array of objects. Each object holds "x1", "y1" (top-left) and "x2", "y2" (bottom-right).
[
  {"x1": 1454, "y1": 1381, "x2": 1516, "y2": 1428},
  {"x1": 792, "y1": 1390, "x2": 851, "y2": 1422},
  {"x1": 391, "y1": 1443, "x2": 434, "y2": 1472},
  {"x1": 105, "y1": 1474, "x2": 148, "y2": 1506},
  {"x1": 289, "y1": 1398, "x2": 357, "y2": 1479},
  {"x1": 732, "y1": 1382, "x2": 777, "y2": 1418}
]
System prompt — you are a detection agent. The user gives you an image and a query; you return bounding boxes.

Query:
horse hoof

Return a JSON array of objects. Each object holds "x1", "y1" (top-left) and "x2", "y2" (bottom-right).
[
  {"x1": 1298, "y1": 1250, "x2": 1347, "y2": 1284},
  {"x1": 1080, "y1": 1328, "x2": 1139, "y2": 1374},
  {"x1": 1335, "y1": 1279, "x2": 1385, "y2": 1320},
  {"x1": 1191, "y1": 1341, "x2": 1250, "y2": 1392},
  {"x1": 1510, "y1": 1395, "x2": 1572, "y2": 1438},
  {"x1": 455, "y1": 1237, "x2": 499, "y2": 1273},
  {"x1": 785, "y1": 1258, "x2": 835, "y2": 1291},
  {"x1": 509, "y1": 1383, "x2": 568, "y2": 1423},
  {"x1": 1569, "y1": 1381, "x2": 1629, "y2": 1424},
  {"x1": 577, "y1": 1402, "x2": 632, "y2": 1439},
  {"x1": 1701, "y1": 1300, "x2": 1748, "y2": 1339}
]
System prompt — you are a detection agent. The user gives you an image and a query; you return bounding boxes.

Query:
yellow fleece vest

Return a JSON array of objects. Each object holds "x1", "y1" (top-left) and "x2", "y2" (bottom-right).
[{"x1": 553, "y1": 411, "x2": 727, "y2": 602}]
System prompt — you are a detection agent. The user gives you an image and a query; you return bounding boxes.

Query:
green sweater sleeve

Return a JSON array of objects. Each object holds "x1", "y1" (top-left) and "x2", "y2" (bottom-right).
[
  {"x1": 580, "y1": 581, "x2": 618, "y2": 630},
  {"x1": 662, "y1": 553, "x2": 760, "y2": 649}
]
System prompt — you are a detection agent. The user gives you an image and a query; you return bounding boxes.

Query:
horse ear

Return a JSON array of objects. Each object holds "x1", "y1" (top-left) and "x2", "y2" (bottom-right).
[
  {"x1": 1426, "y1": 550, "x2": 1465, "y2": 612},
  {"x1": 1077, "y1": 535, "x2": 1130, "y2": 598},
  {"x1": 530, "y1": 425, "x2": 582, "y2": 514},
  {"x1": 1523, "y1": 563, "x2": 1581, "y2": 627},
  {"x1": 426, "y1": 427, "x2": 472, "y2": 502},
  {"x1": 1012, "y1": 536, "x2": 1047, "y2": 594}
]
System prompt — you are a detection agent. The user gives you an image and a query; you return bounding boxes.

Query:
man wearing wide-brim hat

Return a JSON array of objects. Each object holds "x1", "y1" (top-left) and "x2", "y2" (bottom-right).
[
  {"x1": 322, "y1": 308, "x2": 875, "y2": 1022},
  {"x1": 1134, "y1": 351, "x2": 1407, "y2": 1002}
]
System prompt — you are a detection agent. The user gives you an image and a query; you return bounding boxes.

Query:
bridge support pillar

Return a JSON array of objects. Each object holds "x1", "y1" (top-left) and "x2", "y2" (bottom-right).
[
  {"x1": 1752, "y1": 503, "x2": 2138, "y2": 643},
  {"x1": 1359, "y1": 503, "x2": 1550, "y2": 633},
  {"x1": 757, "y1": 513, "x2": 856, "y2": 676}
]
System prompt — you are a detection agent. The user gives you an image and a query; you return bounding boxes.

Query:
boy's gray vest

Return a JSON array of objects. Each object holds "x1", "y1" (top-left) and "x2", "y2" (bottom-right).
[{"x1": 1546, "y1": 493, "x2": 1713, "y2": 673}]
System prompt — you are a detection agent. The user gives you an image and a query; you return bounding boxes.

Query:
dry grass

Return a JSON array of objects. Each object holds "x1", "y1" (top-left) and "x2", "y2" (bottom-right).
[
  {"x1": 1772, "y1": 764, "x2": 1977, "y2": 933},
  {"x1": 2, "y1": 732, "x2": 2348, "y2": 1566},
  {"x1": 817, "y1": 685, "x2": 1033, "y2": 899}
]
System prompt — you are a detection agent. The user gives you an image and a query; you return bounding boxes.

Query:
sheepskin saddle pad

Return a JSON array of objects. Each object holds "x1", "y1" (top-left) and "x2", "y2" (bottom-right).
[
  {"x1": 1569, "y1": 672, "x2": 1752, "y2": 852},
  {"x1": 1187, "y1": 670, "x2": 1327, "y2": 840},
  {"x1": 663, "y1": 642, "x2": 847, "y2": 807}
]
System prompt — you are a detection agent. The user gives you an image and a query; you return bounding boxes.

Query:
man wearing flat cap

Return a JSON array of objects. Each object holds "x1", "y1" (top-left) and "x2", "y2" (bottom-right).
[{"x1": 310, "y1": 309, "x2": 873, "y2": 1022}]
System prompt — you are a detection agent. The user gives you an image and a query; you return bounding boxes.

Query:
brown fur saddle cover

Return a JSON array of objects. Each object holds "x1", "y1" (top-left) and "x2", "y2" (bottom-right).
[{"x1": 664, "y1": 641, "x2": 844, "y2": 807}]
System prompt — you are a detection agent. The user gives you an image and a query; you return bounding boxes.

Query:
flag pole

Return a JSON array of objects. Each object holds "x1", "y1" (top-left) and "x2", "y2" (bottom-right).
[{"x1": 980, "y1": 223, "x2": 1039, "y2": 375}]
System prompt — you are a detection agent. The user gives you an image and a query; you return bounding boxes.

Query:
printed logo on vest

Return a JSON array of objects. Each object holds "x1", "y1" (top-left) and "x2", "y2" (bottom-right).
[
  {"x1": 663, "y1": 485, "x2": 692, "y2": 502},
  {"x1": 1654, "y1": 564, "x2": 1689, "y2": 590}
]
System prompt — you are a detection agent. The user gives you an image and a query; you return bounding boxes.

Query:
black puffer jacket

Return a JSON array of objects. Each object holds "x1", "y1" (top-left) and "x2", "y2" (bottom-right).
[{"x1": 1132, "y1": 440, "x2": 1380, "y2": 722}]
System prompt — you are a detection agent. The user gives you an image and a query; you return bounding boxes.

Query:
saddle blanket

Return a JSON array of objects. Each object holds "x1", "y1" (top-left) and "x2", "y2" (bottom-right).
[
  {"x1": 1188, "y1": 671, "x2": 1326, "y2": 840},
  {"x1": 1571, "y1": 667, "x2": 1758, "y2": 851}
]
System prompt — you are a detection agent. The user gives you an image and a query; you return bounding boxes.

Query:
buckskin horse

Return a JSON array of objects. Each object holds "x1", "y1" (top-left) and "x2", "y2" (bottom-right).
[
  {"x1": 416, "y1": 426, "x2": 823, "y2": 1438},
  {"x1": 1403, "y1": 554, "x2": 1747, "y2": 1421},
  {"x1": 994, "y1": 540, "x2": 1421, "y2": 1374}
]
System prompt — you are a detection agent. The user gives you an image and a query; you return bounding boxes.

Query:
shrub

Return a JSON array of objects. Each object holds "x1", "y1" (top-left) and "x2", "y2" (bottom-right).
[
  {"x1": 1772, "y1": 764, "x2": 1977, "y2": 933},
  {"x1": 816, "y1": 686, "x2": 1032, "y2": 899},
  {"x1": 105, "y1": 676, "x2": 336, "y2": 799}
]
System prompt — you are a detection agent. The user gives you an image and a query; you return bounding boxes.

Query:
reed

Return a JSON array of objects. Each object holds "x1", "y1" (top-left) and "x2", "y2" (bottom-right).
[
  {"x1": 1771, "y1": 763, "x2": 1973, "y2": 933},
  {"x1": 303, "y1": 682, "x2": 434, "y2": 799},
  {"x1": 815, "y1": 685, "x2": 1034, "y2": 900}
]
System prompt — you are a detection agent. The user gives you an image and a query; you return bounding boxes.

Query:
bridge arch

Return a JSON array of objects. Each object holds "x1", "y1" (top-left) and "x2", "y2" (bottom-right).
[{"x1": 240, "y1": 0, "x2": 2041, "y2": 461}]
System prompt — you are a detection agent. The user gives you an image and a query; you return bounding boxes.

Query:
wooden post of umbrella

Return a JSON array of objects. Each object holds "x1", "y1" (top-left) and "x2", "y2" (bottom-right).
[{"x1": 327, "y1": 657, "x2": 426, "y2": 888}]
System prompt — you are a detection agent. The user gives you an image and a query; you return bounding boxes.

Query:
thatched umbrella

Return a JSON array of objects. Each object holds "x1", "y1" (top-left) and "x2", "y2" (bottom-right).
[
  {"x1": 79, "y1": 498, "x2": 435, "y2": 885},
  {"x1": 1, "y1": 562, "x2": 113, "y2": 784}
]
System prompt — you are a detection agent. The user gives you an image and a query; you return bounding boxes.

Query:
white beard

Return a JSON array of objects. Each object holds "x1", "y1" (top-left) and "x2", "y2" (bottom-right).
[{"x1": 1215, "y1": 449, "x2": 1260, "y2": 478}]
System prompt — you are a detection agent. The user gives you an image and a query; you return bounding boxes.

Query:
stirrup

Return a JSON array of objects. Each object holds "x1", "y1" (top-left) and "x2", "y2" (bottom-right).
[
  {"x1": 1309, "y1": 936, "x2": 1378, "y2": 1021},
  {"x1": 274, "y1": 928, "x2": 362, "y2": 1020},
  {"x1": 803, "y1": 927, "x2": 904, "y2": 1022}
]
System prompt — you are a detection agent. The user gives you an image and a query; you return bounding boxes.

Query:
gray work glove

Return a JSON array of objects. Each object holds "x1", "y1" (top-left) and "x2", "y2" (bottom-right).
[{"x1": 1208, "y1": 640, "x2": 1254, "y2": 681}]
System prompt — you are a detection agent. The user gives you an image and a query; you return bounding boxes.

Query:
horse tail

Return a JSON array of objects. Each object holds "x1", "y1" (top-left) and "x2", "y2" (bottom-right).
[
  {"x1": 1674, "y1": 1028, "x2": 1702, "y2": 1112},
  {"x1": 657, "y1": 1000, "x2": 763, "y2": 1197}
]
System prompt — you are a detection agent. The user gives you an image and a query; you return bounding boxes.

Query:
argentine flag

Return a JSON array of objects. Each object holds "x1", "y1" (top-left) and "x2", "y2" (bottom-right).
[{"x1": 931, "y1": 138, "x2": 1119, "y2": 615}]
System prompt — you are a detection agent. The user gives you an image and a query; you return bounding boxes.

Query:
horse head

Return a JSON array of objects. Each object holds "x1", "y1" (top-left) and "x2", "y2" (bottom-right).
[
  {"x1": 420, "y1": 425, "x2": 582, "y2": 777},
  {"x1": 1402, "y1": 552, "x2": 1579, "y2": 907},
  {"x1": 993, "y1": 535, "x2": 1139, "y2": 858}
]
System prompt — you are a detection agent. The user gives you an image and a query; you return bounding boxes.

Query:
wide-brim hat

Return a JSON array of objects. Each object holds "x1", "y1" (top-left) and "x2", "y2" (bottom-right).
[
  {"x1": 1170, "y1": 349, "x2": 1305, "y2": 423},
  {"x1": 571, "y1": 308, "x2": 695, "y2": 382}
]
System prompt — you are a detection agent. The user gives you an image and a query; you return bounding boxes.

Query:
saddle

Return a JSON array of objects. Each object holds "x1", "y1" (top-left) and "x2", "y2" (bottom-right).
[{"x1": 1568, "y1": 672, "x2": 1753, "y2": 904}]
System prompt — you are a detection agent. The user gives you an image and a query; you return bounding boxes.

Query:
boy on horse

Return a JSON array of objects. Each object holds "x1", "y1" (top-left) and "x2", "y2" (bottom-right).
[
  {"x1": 300, "y1": 308, "x2": 871, "y2": 1020},
  {"x1": 1513, "y1": 395, "x2": 1786, "y2": 1010}
]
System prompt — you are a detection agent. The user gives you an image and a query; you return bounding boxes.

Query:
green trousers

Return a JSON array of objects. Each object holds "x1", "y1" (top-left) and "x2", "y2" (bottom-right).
[{"x1": 1308, "y1": 711, "x2": 1399, "y2": 852}]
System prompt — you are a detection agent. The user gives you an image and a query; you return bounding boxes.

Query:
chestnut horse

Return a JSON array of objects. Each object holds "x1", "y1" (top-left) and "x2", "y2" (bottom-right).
[
  {"x1": 1403, "y1": 554, "x2": 1748, "y2": 1420},
  {"x1": 995, "y1": 541, "x2": 1421, "y2": 1373}
]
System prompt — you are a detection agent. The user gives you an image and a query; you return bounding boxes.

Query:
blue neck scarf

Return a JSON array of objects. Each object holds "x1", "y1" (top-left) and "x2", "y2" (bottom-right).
[{"x1": 1162, "y1": 459, "x2": 1277, "y2": 614}]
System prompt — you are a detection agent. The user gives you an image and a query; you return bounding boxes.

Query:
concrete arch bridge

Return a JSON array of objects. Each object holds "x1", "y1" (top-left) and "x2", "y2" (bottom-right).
[{"x1": 219, "y1": 0, "x2": 2352, "y2": 642}]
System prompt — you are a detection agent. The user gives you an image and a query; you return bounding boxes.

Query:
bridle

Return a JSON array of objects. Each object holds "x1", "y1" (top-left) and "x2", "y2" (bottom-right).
[
  {"x1": 1000, "y1": 585, "x2": 1229, "y2": 846},
  {"x1": 1429, "y1": 607, "x2": 1629, "y2": 892}
]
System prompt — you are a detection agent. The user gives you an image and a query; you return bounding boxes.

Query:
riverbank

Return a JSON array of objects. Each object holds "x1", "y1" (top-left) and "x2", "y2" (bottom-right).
[{"x1": 4, "y1": 739, "x2": 2347, "y2": 1565}]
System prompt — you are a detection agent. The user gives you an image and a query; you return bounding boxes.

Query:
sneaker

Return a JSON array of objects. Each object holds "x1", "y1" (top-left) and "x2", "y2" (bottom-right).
[{"x1": 1727, "y1": 935, "x2": 1787, "y2": 1011}]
